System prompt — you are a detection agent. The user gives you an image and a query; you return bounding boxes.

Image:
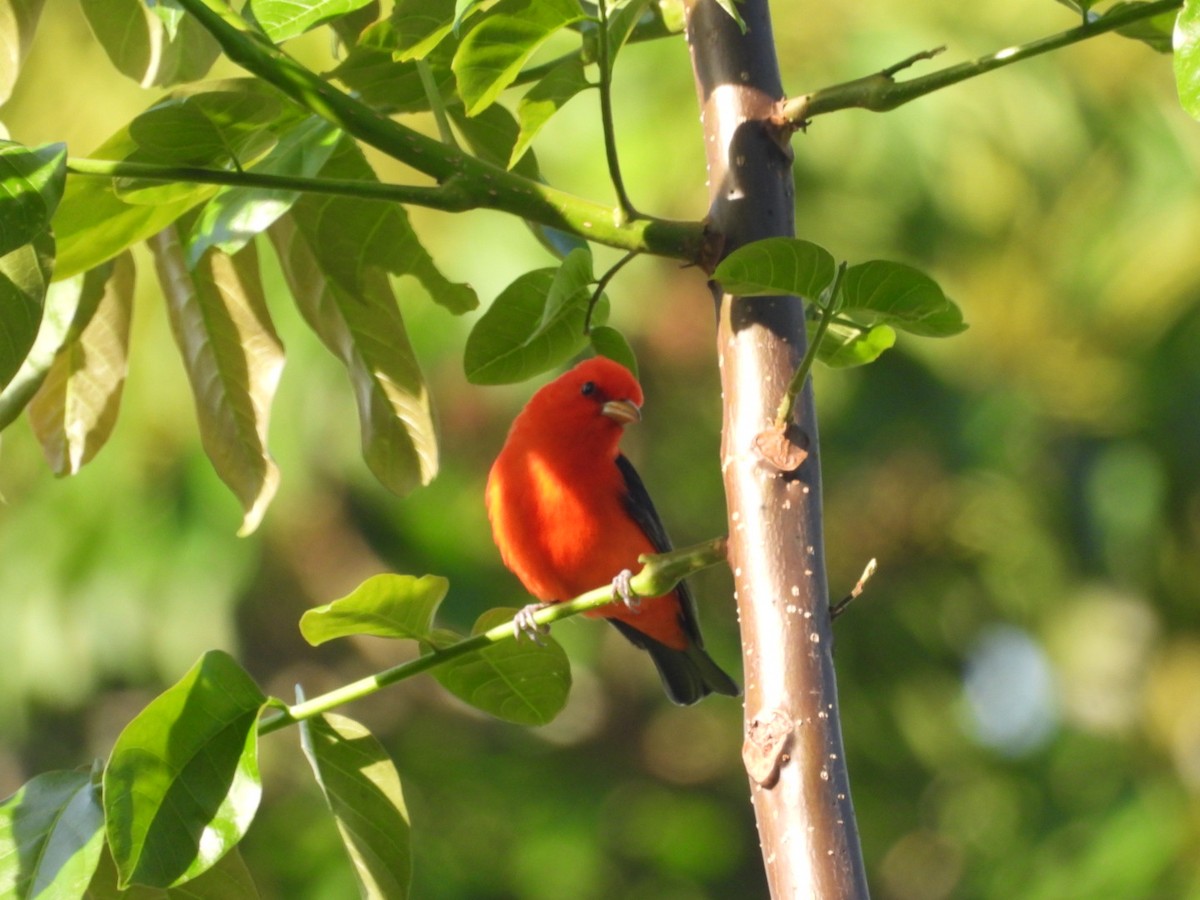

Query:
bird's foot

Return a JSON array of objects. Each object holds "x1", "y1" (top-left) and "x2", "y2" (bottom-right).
[
  {"x1": 612, "y1": 569, "x2": 642, "y2": 612},
  {"x1": 513, "y1": 603, "x2": 550, "y2": 645}
]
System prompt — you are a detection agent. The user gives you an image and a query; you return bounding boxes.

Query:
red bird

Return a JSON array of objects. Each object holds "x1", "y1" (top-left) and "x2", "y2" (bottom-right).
[{"x1": 486, "y1": 356, "x2": 739, "y2": 705}]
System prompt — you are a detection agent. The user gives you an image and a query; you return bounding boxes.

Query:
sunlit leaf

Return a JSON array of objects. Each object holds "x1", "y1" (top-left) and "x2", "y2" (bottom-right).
[
  {"x1": 589, "y1": 325, "x2": 638, "y2": 377},
  {"x1": 463, "y1": 264, "x2": 609, "y2": 385},
  {"x1": 149, "y1": 230, "x2": 284, "y2": 536},
  {"x1": 186, "y1": 116, "x2": 342, "y2": 267},
  {"x1": 452, "y1": 0, "x2": 586, "y2": 115},
  {"x1": 0, "y1": 140, "x2": 66, "y2": 256},
  {"x1": 511, "y1": 57, "x2": 590, "y2": 169},
  {"x1": 250, "y1": 0, "x2": 375, "y2": 42},
  {"x1": 0, "y1": 0, "x2": 45, "y2": 105},
  {"x1": 104, "y1": 650, "x2": 266, "y2": 889},
  {"x1": 121, "y1": 90, "x2": 286, "y2": 202},
  {"x1": 0, "y1": 230, "x2": 52, "y2": 392},
  {"x1": 839, "y1": 259, "x2": 967, "y2": 337},
  {"x1": 815, "y1": 321, "x2": 896, "y2": 368},
  {"x1": 713, "y1": 237, "x2": 837, "y2": 299},
  {"x1": 431, "y1": 608, "x2": 571, "y2": 725},
  {"x1": 299, "y1": 714, "x2": 412, "y2": 899},
  {"x1": 300, "y1": 574, "x2": 449, "y2": 645},
  {"x1": 28, "y1": 251, "x2": 135, "y2": 474},
  {"x1": 0, "y1": 268, "x2": 95, "y2": 431},
  {"x1": 1176, "y1": 0, "x2": 1200, "y2": 118},
  {"x1": 79, "y1": 0, "x2": 220, "y2": 87},
  {"x1": 54, "y1": 81, "x2": 305, "y2": 279},
  {"x1": 0, "y1": 767, "x2": 105, "y2": 899},
  {"x1": 331, "y1": 19, "x2": 457, "y2": 113},
  {"x1": 392, "y1": 0, "x2": 456, "y2": 60},
  {"x1": 85, "y1": 842, "x2": 260, "y2": 899}
]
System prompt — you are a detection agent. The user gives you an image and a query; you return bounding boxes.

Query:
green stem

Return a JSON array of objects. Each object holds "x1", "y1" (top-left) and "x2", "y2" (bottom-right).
[
  {"x1": 66, "y1": 157, "x2": 474, "y2": 210},
  {"x1": 172, "y1": 0, "x2": 710, "y2": 262},
  {"x1": 774, "y1": 263, "x2": 845, "y2": 429},
  {"x1": 782, "y1": 0, "x2": 1183, "y2": 125},
  {"x1": 257, "y1": 537, "x2": 728, "y2": 735},
  {"x1": 585, "y1": 249, "x2": 638, "y2": 332},
  {"x1": 596, "y1": 2, "x2": 639, "y2": 220},
  {"x1": 416, "y1": 59, "x2": 459, "y2": 149}
]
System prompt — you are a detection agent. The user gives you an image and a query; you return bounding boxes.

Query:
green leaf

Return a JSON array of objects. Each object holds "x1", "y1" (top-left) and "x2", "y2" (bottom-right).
[
  {"x1": 541, "y1": 246, "x2": 594, "y2": 326},
  {"x1": 250, "y1": 0, "x2": 376, "y2": 42},
  {"x1": 0, "y1": 0, "x2": 45, "y2": 106},
  {"x1": 122, "y1": 90, "x2": 285, "y2": 192},
  {"x1": 104, "y1": 650, "x2": 266, "y2": 890},
  {"x1": 186, "y1": 117, "x2": 342, "y2": 272},
  {"x1": 589, "y1": 325, "x2": 638, "y2": 377},
  {"x1": 0, "y1": 767, "x2": 105, "y2": 899},
  {"x1": 392, "y1": 0, "x2": 456, "y2": 60},
  {"x1": 511, "y1": 57, "x2": 590, "y2": 168},
  {"x1": 53, "y1": 138, "x2": 215, "y2": 281},
  {"x1": 80, "y1": 0, "x2": 220, "y2": 87},
  {"x1": 300, "y1": 574, "x2": 449, "y2": 645},
  {"x1": 298, "y1": 714, "x2": 412, "y2": 899},
  {"x1": 815, "y1": 321, "x2": 896, "y2": 368},
  {"x1": 713, "y1": 237, "x2": 837, "y2": 299},
  {"x1": 0, "y1": 231, "x2": 52, "y2": 392},
  {"x1": 431, "y1": 608, "x2": 571, "y2": 725},
  {"x1": 85, "y1": 842, "x2": 260, "y2": 899},
  {"x1": 149, "y1": 231, "x2": 284, "y2": 535},
  {"x1": 27, "y1": 251, "x2": 135, "y2": 474},
  {"x1": 0, "y1": 266, "x2": 100, "y2": 431},
  {"x1": 331, "y1": 19, "x2": 457, "y2": 114},
  {"x1": 0, "y1": 140, "x2": 66, "y2": 256},
  {"x1": 1176, "y1": 0, "x2": 1200, "y2": 117},
  {"x1": 1108, "y1": 1, "x2": 1176, "y2": 52},
  {"x1": 839, "y1": 260, "x2": 967, "y2": 337},
  {"x1": 447, "y1": 101, "x2": 541, "y2": 181},
  {"x1": 452, "y1": 0, "x2": 587, "y2": 115},
  {"x1": 464, "y1": 264, "x2": 609, "y2": 385},
  {"x1": 54, "y1": 81, "x2": 304, "y2": 279}
]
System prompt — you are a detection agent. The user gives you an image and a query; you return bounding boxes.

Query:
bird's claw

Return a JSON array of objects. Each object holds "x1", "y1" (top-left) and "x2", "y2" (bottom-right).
[
  {"x1": 513, "y1": 603, "x2": 550, "y2": 645},
  {"x1": 612, "y1": 569, "x2": 641, "y2": 612}
]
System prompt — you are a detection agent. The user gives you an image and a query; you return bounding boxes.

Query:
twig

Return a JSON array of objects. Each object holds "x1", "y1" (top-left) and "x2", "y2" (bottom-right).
[
  {"x1": 830, "y1": 558, "x2": 877, "y2": 620},
  {"x1": 585, "y1": 249, "x2": 638, "y2": 332},
  {"x1": 596, "y1": 0, "x2": 639, "y2": 221},
  {"x1": 257, "y1": 537, "x2": 728, "y2": 735},
  {"x1": 774, "y1": 262, "x2": 846, "y2": 429},
  {"x1": 780, "y1": 0, "x2": 1183, "y2": 128}
]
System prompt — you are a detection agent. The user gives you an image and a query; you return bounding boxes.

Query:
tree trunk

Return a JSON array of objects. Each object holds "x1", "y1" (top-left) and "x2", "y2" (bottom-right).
[{"x1": 684, "y1": 1, "x2": 870, "y2": 896}]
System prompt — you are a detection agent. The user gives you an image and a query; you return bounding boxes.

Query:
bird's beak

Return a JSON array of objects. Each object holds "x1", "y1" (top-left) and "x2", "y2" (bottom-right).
[{"x1": 602, "y1": 398, "x2": 642, "y2": 425}]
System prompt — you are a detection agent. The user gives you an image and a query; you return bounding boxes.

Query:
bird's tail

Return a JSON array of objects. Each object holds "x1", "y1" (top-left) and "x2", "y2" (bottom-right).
[{"x1": 609, "y1": 620, "x2": 740, "y2": 705}]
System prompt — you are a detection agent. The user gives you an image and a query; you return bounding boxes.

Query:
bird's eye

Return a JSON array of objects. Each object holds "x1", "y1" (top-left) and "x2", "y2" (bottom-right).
[{"x1": 580, "y1": 381, "x2": 596, "y2": 396}]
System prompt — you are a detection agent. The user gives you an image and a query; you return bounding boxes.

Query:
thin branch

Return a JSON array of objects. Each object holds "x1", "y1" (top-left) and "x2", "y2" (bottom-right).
[
  {"x1": 780, "y1": 0, "x2": 1183, "y2": 127},
  {"x1": 830, "y1": 558, "x2": 877, "y2": 620},
  {"x1": 257, "y1": 537, "x2": 728, "y2": 735},
  {"x1": 585, "y1": 249, "x2": 638, "y2": 332},
  {"x1": 774, "y1": 262, "x2": 845, "y2": 430},
  {"x1": 596, "y1": 2, "x2": 639, "y2": 220},
  {"x1": 172, "y1": 0, "x2": 711, "y2": 262},
  {"x1": 416, "y1": 59, "x2": 459, "y2": 149},
  {"x1": 66, "y1": 157, "x2": 475, "y2": 211}
]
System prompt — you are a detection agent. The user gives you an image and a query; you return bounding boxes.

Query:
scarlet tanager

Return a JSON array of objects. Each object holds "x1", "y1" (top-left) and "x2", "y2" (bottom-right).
[{"x1": 486, "y1": 356, "x2": 739, "y2": 705}]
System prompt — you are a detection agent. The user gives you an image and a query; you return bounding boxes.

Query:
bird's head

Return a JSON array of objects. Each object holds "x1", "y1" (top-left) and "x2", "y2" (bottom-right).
[{"x1": 518, "y1": 356, "x2": 644, "y2": 448}]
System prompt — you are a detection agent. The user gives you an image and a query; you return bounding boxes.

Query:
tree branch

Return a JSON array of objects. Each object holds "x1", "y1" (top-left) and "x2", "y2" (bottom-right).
[
  {"x1": 173, "y1": 0, "x2": 712, "y2": 262},
  {"x1": 66, "y1": 157, "x2": 477, "y2": 211},
  {"x1": 685, "y1": 0, "x2": 869, "y2": 895},
  {"x1": 258, "y1": 537, "x2": 729, "y2": 735},
  {"x1": 780, "y1": 0, "x2": 1183, "y2": 127}
]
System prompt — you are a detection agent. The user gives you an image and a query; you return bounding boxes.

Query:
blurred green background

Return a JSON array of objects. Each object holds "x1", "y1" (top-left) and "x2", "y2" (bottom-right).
[{"x1": 3, "y1": 2, "x2": 1200, "y2": 898}]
